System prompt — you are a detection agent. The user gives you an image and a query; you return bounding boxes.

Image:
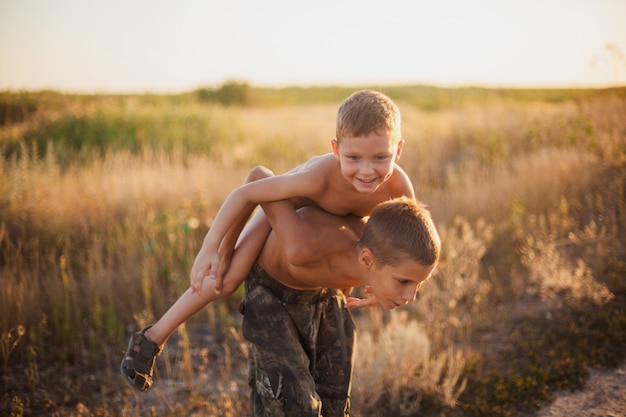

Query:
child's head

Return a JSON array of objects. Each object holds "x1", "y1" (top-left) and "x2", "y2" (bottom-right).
[
  {"x1": 335, "y1": 90, "x2": 402, "y2": 145},
  {"x1": 332, "y1": 91, "x2": 404, "y2": 193},
  {"x1": 358, "y1": 197, "x2": 440, "y2": 309},
  {"x1": 360, "y1": 197, "x2": 440, "y2": 267}
]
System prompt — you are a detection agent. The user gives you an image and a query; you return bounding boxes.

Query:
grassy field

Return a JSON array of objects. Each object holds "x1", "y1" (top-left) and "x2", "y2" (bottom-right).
[{"x1": 1, "y1": 84, "x2": 625, "y2": 416}]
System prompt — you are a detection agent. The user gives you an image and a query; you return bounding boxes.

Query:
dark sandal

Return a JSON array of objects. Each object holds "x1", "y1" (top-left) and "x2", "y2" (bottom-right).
[{"x1": 120, "y1": 326, "x2": 162, "y2": 391}]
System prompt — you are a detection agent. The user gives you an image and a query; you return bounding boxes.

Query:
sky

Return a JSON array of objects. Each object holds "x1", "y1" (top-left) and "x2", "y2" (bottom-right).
[{"x1": 1, "y1": 0, "x2": 625, "y2": 93}]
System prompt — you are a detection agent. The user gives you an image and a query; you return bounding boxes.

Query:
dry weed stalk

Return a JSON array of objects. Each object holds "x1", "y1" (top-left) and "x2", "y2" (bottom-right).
[
  {"x1": 352, "y1": 312, "x2": 466, "y2": 415},
  {"x1": 521, "y1": 233, "x2": 614, "y2": 307}
]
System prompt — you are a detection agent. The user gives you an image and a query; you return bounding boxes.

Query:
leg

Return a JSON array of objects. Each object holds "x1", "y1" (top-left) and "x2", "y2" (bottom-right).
[
  {"x1": 242, "y1": 274, "x2": 323, "y2": 417},
  {"x1": 145, "y1": 282, "x2": 229, "y2": 346},
  {"x1": 120, "y1": 325, "x2": 161, "y2": 391},
  {"x1": 121, "y1": 277, "x2": 236, "y2": 391},
  {"x1": 121, "y1": 166, "x2": 274, "y2": 391},
  {"x1": 313, "y1": 293, "x2": 355, "y2": 417}
]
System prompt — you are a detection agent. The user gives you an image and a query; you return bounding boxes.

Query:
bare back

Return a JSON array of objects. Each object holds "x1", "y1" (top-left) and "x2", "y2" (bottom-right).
[{"x1": 256, "y1": 205, "x2": 366, "y2": 290}]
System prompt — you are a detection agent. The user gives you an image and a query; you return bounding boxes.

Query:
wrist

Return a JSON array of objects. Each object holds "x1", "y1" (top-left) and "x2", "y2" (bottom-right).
[{"x1": 201, "y1": 238, "x2": 219, "y2": 252}]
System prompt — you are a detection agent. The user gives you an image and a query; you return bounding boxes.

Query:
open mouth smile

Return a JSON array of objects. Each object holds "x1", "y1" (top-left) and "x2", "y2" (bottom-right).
[{"x1": 357, "y1": 177, "x2": 377, "y2": 184}]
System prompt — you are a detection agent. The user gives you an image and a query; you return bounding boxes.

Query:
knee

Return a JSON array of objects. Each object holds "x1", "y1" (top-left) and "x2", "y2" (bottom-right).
[{"x1": 245, "y1": 166, "x2": 274, "y2": 183}]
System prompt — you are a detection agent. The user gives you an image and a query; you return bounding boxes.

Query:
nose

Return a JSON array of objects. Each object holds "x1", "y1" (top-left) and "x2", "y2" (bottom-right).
[
  {"x1": 403, "y1": 285, "x2": 419, "y2": 303},
  {"x1": 360, "y1": 160, "x2": 374, "y2": 174}
]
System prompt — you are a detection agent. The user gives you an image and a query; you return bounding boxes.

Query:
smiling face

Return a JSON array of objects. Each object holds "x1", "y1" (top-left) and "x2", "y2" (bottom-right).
[
  {"x1": 332, "y1": 131, "x2": 403, "y2": 193},
  {"x1": 358, "y1": 248, "x2": 435, "y2": 310}
]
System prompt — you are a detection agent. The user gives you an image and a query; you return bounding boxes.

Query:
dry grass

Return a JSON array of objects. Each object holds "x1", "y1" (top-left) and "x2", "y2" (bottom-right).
[{"x1": 1, "y1": 87, "x2": 625, "y2": 416}]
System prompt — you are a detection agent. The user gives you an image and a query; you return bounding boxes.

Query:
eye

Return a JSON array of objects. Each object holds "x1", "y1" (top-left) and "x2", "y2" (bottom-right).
[
  {"x1": 375, "y1": 155, "x2": 390, "y2": 161},
  {"x1": 346, "y1": 155, "x2": 360, "y2": 161}
]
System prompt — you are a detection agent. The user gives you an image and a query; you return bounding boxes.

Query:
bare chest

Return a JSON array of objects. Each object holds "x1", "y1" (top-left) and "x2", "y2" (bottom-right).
[{"x1": 295, "y1": 189, "x2": 390, "y2": 217}]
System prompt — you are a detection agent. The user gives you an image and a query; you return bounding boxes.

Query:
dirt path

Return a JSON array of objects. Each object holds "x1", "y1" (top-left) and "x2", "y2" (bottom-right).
[{"x1": 535, "y1": 361, "x2": 626, "y2": 417}]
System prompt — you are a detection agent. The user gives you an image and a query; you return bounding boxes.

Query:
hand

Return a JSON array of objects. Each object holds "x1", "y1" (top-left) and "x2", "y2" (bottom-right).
[
  {"x1": 345, "y1": 286, "x2": 379, "y2": 309},
  {"x1": 345, "y1": 296, "x2": 379, "y2": 309},
  {"x1": 189, "y1": 249, "x2": 219, "y2": 295},
  {"x1": 212, "y1": 253, "x2": 232, "y2": 295}
]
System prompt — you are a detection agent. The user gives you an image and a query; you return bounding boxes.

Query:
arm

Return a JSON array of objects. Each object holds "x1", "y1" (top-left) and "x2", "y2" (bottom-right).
[
  {"x1": 217, "y1": 207, "x2": 271, "y2": 293},
  {"x1": 190, "y1": 166, "x2": 297, "y2": 294},
  {"x1": 212, "y1": 167, "x2": 274, "y2": 293},
  {"x1": 190, "y1": 165, "x2": 327, "y2": 293}
]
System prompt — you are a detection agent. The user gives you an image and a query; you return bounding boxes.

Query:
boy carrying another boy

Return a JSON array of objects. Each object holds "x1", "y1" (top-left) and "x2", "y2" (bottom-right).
[
  {"x1": 240, "y1": 179, "x2": 440, "y2": 416},
  {"x1": 121, "y1": 90, "x2": 439, "y2": 415}
]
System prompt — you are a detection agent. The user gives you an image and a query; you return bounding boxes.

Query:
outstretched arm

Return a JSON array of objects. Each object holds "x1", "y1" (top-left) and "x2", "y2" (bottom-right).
[
  {"x1": 189, "y1": 167, "x2": 323, "y2": 293},
  {"x1": 191, "y1": 166, "x2": 275, "y2": 294},
  {"x1": 212, "y1": 167, "x2": 274, "y2": 293}
]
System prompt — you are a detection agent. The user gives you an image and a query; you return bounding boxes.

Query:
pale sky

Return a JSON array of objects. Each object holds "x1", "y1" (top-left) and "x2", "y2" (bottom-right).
[{"x1": 1, "y1": 0, "x2": 625, "y2": 93}]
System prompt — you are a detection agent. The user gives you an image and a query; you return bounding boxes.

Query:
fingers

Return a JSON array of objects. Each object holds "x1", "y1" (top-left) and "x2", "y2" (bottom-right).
[
  {"x1": 189, "y1": 264, "x2": 204, "y2": 295},
  {"x1": 190, "y1": 269, "x2": 213, "y2": 296},
  {"x1": 190, "y1": 260, "x2": 217, "y2": 296},
  {"x1": 191, "y1": 279, "x2": 202, "y2": 295},
  {"x1": 214, "y1": 258, "x2": 231, "y2": 295},
  {"x1": 190, "y1": 272, "x2": 200, "y2": 295},
  {"x1": 212, "y1": 273, "x2": 222, "y2": 295},
  {"x1": 345, "y1": 295, "x2": 379, "y2": 309}
]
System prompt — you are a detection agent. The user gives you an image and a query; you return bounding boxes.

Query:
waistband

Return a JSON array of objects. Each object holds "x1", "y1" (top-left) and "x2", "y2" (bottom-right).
[{"x1": 248, "y1": 264, "x2": 337, "y2": 304}]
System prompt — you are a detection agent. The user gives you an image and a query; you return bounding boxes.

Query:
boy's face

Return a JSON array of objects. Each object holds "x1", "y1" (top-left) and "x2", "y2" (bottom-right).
[
  {"x1": 332, "y1": 131, "x2": 403, "y2": 193},
  {"x1": 359, "y1": 249, "x2": 435, "y2": 310}
]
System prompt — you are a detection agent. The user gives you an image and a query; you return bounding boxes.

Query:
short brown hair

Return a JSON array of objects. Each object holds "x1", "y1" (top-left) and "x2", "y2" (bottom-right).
[
  {"x1": 360, "y1": 197, "x2": 440, "y2": 267},
  {"x1": 336, "y1": 90, "x2": 402, "y2": 144}
]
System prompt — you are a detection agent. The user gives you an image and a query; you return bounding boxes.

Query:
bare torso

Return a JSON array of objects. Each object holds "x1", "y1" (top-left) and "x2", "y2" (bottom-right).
[
  {"x1": 245, "y1": 154, "x2": 414, "y2": 290},
  {"x1": 256, "y1": 206, "x2": 366, "y2": 290},
  {"x1": 287, "y1": 154, "x2": 413, "y2": 217}
]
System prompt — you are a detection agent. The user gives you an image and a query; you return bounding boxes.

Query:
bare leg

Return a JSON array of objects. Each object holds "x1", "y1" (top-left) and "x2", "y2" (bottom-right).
[
  {"x1": 144, "y1": 278, "x2": 233, "y2": 346},
  {"x1": 146, "y1": 166, "x2": 276, "y2": 346},
  {"x1": 121, "y1": 166, "x2": 276, "y2": 391}
]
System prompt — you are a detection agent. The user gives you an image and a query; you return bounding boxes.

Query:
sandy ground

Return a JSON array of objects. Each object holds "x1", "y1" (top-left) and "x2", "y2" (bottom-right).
[{"x1": 534, "y1": 361, "x2": 626, "y2": 417}]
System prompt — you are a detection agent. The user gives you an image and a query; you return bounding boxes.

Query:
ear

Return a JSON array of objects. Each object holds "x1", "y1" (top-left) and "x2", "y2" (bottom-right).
[
  {"x1": 358, "y1": 248, "x2": 375, "y2": 269},
  {"x1": 331, "y1": 139, "x2": 340, "y2": 160},
  {"x1": 394, "y1": 139, "x2": 405, "y2": 162}
]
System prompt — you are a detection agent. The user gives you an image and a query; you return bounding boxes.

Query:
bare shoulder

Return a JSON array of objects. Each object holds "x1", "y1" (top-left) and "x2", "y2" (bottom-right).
[
  {"x1": 283, "y1": 154, "x2": 339, "y2": 190},
  {"x1": 389, "y1": 163, "x2": 416, "y2": 198},
  {"x1": 286, "y1": 153, "x2": 336, "y2": 173},
  {"x1": 392, "y1": 162, "x2": 411, "y2": 182}
]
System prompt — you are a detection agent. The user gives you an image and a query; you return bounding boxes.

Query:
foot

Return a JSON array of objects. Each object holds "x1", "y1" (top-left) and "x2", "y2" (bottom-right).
[{"x1": 120, "y1": 326, "x2": 162, "y2": 391}]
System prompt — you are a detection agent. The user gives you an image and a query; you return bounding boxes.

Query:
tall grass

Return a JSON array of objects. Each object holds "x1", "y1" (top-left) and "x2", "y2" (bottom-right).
[{"x1": 1, "y1": 86, "x2": 625, "y2": 416}]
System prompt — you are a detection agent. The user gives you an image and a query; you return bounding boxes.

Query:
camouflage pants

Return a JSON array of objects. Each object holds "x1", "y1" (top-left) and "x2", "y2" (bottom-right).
[{"x1": 240, "y1": 264, "x2": 355, "y2": 417}]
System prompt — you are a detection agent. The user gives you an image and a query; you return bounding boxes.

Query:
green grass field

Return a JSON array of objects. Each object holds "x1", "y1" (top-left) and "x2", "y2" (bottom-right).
[{"x1": 1, "y1": 84, "x2": 625, "y2": 416}]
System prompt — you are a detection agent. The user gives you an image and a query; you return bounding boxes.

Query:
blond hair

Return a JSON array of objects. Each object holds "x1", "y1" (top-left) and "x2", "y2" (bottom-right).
[
  {"x1": 336, "y1": 90, "x2": 402, "y2": 144},
  {"x1": 360, "y1": 197, "x2": 440, "y2": 267}
]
